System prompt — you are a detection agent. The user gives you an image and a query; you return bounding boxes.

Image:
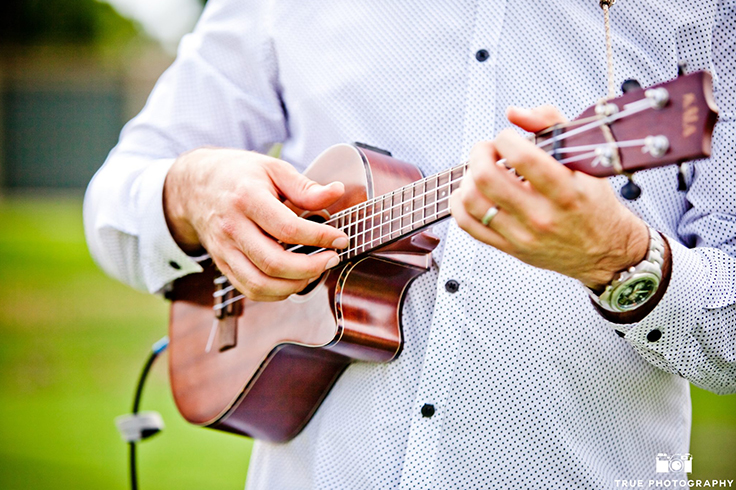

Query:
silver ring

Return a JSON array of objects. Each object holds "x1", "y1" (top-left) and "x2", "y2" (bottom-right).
[{"x1": 481, "y1": 206, "x2": 499, "y2": 226}]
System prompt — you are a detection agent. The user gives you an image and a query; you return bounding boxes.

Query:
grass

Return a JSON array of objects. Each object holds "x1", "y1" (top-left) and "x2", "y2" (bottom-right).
[
  {"x1": 0, "y1": 194, "x2": 734, "y2": 488},
  {"x1": 0, "y1": 194, "x2": 252, "y2": 489}
]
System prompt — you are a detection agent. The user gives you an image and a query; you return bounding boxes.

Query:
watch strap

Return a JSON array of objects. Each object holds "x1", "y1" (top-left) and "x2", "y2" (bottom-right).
[{"x1": 590, "y1": 231, "x2": 672, "y2": 325}]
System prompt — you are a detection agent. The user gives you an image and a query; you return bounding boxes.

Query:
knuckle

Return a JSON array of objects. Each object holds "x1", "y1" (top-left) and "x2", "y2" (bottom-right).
[
  {"x1": 510, "y1": 147, "x2": 535, "y2": 166},
  {"x1": 218, "y1": 218, "x2": 237, "y2": 239},
  {"x1": 244, "y1": 276, "x2": 268, "y2": 297},
  {"x1": 278, "y1": 220, "x2": 300, "y2": 242},
  {"x1": 469, "y1": 140, "x2": 494, "y2": 161},
  {"x1": 555, "y1": 189, "x2": 578, "y2": 209},
  {"x1": 258, "y1": 253, "x2": 283, "y2": 277},
  {"x1": 514, "y1": 231, "x2": 537, "y2": 251},
  {"x1": 529, "y1": 215, "x2": 554, "y2": 233}
]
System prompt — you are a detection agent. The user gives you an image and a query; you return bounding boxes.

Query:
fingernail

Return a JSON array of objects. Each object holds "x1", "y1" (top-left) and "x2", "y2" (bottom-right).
[
  {"x1": 332, "y1": 237, "x2": 348, "y2": 249},
  {"x1": 325, "y1": 255, "x2": 340, "y2": 270}
]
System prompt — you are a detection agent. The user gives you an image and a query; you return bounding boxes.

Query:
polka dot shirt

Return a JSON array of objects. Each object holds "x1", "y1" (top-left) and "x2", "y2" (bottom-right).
[{"x1": 83, "y1": 0, "x2": 736, "y2": 488}]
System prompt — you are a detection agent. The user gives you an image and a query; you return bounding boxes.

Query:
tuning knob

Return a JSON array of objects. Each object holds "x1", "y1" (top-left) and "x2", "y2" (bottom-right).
[{"x1": 621, "y1": 177, "x2": 642, "y2": 201}]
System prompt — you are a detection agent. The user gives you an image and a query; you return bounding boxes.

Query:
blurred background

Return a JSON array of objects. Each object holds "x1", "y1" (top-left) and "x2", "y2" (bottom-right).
[{"x1": 0, "y1": 1, "x2": 734, "y2": 489}]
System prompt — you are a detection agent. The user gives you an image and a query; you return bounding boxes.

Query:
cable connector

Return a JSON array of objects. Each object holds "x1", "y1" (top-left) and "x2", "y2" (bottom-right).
[{"x1": 115, "y1": 411, "x2": 165, "y2": 443}]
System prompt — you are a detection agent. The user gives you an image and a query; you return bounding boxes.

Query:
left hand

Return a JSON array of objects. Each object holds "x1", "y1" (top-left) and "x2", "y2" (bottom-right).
[{"x1": 450, "y1": 105, "x2": 649, "y2": 291}]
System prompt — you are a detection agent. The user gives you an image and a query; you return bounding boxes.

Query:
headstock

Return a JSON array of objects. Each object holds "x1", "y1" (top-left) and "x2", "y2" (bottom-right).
[{"x1": 536, "y1": 71, "x2": 718, "y2": 181}]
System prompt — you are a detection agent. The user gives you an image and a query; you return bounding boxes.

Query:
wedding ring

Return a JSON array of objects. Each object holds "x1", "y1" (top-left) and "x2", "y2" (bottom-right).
[{"x1": 481, "y1": 206, "x2": 499, "y2": 226}]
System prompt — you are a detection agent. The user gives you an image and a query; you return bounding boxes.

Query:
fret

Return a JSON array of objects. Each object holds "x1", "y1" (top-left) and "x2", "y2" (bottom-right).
[
  {"x1": 401, "y1": 185, "x2": 413, "y2": 234},
  {"x1": 359, "y1": 202, "x2": 369, "y2": 255},
  {"x1": 381, "y1": 192, "x2": 392, "y2": 247},
  {"x1": 368, "y1": 200, "x2": 375, "y2": 250},
  {"x1": 354, "y1": 203, "x2": 363, "y2": 256},
  {"x1": 337, "y1": 163, "x2": 468, "y2": 259},
  {"x1": 391, "y1": 188, "x2": 401, "y2": 239},
  {"x1": 412, "y1": 180, "x2": 424, "y2": 228},
  {"x1": 421, "y1": 179, "x2": 428, "y2": 225},
  {"x1": 436, "y1": 170, "x2": 450, "y2": 216},
  {"x1": 450, "y1": 166, "x2": 465, "y2": 194},
  {"x1": 350, "y1": 205, "x2": 359, "y2": 259},
  {"x1": 424, "y1": 175, "x2": 437, "y2": 222}
]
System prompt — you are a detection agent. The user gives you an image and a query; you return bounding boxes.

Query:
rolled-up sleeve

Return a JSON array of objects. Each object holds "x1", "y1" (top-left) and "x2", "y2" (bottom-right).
[{"x1": 83, "y1": 0, "x2": 286, "y2": 293}]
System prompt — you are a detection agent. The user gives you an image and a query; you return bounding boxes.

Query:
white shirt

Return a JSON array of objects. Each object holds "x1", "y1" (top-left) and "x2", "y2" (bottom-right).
[{"x1": 84, "y1": 1, "x2": 736, "y2": 488}]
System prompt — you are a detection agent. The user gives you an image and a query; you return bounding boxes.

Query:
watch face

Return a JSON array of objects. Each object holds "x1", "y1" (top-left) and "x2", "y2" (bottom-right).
[{"x1": 615, "y1": 277, "x2": 659, "y2": 310}]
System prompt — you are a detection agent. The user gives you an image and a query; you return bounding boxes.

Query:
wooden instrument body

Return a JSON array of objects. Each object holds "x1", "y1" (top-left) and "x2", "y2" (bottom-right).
[
  {"x1": 167, "y1": 72, "x2": 718, "y2": 443},
  {"x1": 168, "y1": 145, "x2": 439, "y2": 442}
]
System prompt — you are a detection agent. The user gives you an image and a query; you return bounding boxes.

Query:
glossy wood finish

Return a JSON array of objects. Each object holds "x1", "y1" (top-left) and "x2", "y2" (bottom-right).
[
  {"x1": 558, "y1": 72, "x2": 717, "y2": 177},
  {"x1": 168, "y1": 145, "x2": 438, "y2": 441},
  {"x1": 168, "y1": 72, "x2": 717, "y2": 442}
]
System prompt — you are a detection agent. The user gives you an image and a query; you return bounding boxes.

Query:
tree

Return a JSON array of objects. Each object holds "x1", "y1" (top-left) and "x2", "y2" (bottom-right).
[{"x1": 0, "y1": 0, "x2": 138, "y2": 47}]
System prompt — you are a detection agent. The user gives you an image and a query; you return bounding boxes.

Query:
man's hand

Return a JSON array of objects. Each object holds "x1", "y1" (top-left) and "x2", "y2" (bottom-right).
[
  {"x1": 450, "y1": 105, "x2": 649, "y2": 291},
  {"x1": 164, "y1": 148, "x2": 348, "y2": 301}
]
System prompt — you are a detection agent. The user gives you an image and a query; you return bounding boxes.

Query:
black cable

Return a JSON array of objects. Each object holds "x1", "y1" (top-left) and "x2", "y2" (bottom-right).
[{"x1": 128, "y1": 338, "x2": 168, "y2": 490}]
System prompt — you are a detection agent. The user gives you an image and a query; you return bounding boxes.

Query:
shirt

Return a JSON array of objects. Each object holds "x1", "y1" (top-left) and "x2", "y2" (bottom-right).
[{"x1": 83, "y1": 1, "x2": 736, "y2": 488}]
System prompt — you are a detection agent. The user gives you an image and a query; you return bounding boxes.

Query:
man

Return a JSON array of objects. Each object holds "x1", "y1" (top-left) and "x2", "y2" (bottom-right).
[{"x1": 84, "y1": 1, "x2": 736, "y2": 488}]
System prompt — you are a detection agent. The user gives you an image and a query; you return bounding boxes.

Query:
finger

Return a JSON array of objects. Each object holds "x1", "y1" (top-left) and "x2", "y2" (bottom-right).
[
  {"x1": 452, "y1": 186, "x2": 536, "y2": 251},
  {"x1": 506, "y1": 105, "x2": 567, "y2": 133},
  {"x1": 494, "y1": 129, "x2": 574, "y2": 201},
  {"x1": 235, "y1": 220, "x2": 340, "y2": 279},
  {"x1": 456, "y1": 173, "x2": 497, "y2": 223},
  {"x1": 267, "y1": 158, "x2": 346, "y2": 211},
  {"x1": 467, "y1": 142, "x2": 536, "y2": 215},
  {"x1": 215, "y1": 247, "x2": 312, "y2": 301},
  {"x1": 450, "y1": 191, "x2": 513, "y2": 253},
  {"x1": 246, "y1": 192, "x2": 349, "y2": 249}
]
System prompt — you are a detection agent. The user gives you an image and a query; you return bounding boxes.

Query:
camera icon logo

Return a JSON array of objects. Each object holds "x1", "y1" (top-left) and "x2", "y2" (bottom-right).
[{"x1": 655, "y1": 453, "x2": 693, "y2": 473}]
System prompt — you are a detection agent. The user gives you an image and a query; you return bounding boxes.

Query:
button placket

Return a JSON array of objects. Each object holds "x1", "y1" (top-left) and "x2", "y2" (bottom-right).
[{"x1": 398, "y1": 227, "x2": 476, "y2": 488}]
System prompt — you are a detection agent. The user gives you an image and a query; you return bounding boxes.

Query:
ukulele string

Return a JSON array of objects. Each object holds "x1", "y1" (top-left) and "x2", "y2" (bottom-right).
[
  {"x1": 287, "y1": 134, "x2": 655, "y2": 259},
  {"x1": 209, "y1": 129, "x2": 653, "y2": 302},
  {"x1": 290, "y1": 94, "x2": 659, "y2": 242}
]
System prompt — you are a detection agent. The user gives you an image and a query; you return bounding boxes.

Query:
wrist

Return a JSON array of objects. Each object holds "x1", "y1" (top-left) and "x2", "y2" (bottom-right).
[
  {"x1": 582, "y1": 218, "x2": 649, "y2": 292},
  {"x1": 163, "y1": 150, "x2": 203, "y2": 254}
]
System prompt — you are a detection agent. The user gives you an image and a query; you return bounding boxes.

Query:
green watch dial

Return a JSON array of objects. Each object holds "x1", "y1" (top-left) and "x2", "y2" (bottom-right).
[{"x1": 615, "y1": 277, "x2": 659, "y2": 310}]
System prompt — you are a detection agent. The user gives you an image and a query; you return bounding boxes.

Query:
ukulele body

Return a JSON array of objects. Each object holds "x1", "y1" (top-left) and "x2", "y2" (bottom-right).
[{"x1": 168, "y1": 144, "x2": 439, "y2": 442}]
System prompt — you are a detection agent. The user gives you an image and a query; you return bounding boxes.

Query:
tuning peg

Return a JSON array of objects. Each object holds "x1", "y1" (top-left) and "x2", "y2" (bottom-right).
[
  {"x1": 621, "y1": 79, "x2": 642, "y2": 93},
  {"x1": 621, "y1": 177, "x2": 641, "y2": 200}
]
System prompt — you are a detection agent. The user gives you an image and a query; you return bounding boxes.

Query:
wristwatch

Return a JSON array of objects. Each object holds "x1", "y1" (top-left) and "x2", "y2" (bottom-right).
[{"x1": 588, "y1": 227, "x2": 666, "y2": 313}]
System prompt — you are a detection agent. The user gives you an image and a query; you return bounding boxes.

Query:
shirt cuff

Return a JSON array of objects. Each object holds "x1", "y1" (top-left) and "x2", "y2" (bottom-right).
[
  {"x1": 601, "y1": 237, "x2": 710, "y2": 377},
  {"x1": 136, "y1": 158, "x2": 203, "y2": 294}
]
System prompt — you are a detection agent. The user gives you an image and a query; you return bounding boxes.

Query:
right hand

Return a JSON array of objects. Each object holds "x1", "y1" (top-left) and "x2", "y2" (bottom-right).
[{"x1": 163, "y1": 148, "x2": 349, "y2": 301}]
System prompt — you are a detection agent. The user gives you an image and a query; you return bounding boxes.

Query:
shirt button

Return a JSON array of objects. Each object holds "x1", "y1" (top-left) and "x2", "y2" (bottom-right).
[
  {"x1": 475, "y1": 49, "x2": 490, "y2": 62},
  {"x1": 421, "y1": 403, "x2": 435, "y2": 418},
  {"x1": 647, "y1": 329, "x2": 662, "y2": 342},
  {"x1": 444, "y1": 279, "x2": 460, "y2": 293},
  {"x1": 169, "y1": 260, "x2": 181, "y2": 270}
]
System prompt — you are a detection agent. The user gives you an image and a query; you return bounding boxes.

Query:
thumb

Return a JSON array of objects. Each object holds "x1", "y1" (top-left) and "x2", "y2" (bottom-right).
[
  {"x1": 268, "y1": 160, "x2": 345, "y2": 210},
  {"x1": 506, "y1": 105, "x2": 568, "y2": 133}
]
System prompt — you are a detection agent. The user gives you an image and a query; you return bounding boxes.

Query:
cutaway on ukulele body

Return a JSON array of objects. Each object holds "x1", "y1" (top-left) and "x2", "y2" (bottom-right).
[{"x1": 168, "y1": 144, "x2": 439, "y2": 442}]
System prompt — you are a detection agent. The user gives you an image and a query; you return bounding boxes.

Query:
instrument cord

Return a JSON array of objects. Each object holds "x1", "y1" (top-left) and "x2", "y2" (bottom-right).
[{"x1": 128, "y1": 337, "x2": 168, "y2": 490}]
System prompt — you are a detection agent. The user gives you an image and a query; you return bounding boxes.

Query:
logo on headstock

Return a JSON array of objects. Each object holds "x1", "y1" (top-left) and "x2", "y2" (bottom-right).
[{"x1": 682, "y1": 93, "x2": 698, "y2": 138}]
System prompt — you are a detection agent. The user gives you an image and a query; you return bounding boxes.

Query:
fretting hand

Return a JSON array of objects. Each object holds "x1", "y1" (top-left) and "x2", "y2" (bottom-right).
[
  {"x1": 164, "y1": 148, "x2": 349, "y2": 301},
  {"x1": 450, "y1": 105, "x2": 649, "y2": 291}
]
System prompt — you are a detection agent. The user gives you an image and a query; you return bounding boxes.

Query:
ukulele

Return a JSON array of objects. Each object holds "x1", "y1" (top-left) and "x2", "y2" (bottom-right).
[{"x1": 167, "y1": 71, "x2": 717, "y2": 442}]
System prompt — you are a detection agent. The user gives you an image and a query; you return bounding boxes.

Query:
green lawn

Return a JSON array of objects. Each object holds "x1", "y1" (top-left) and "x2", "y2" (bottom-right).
[
  {"x1": 0, "y1": 195, "x2": 252, "y2": 489},
  {"x1": 0, "y1": 195, "x2": 734, "y2": 488}
]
